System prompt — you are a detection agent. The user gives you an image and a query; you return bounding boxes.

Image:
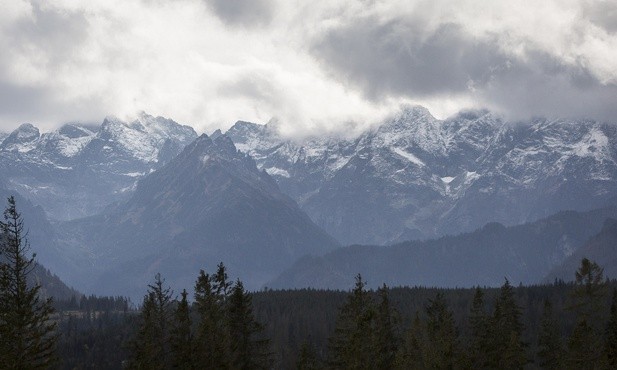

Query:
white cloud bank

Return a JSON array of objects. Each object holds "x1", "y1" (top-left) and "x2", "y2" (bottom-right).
[{"x1": 0, "y1": 0, "x2": 616, "y2": 135}]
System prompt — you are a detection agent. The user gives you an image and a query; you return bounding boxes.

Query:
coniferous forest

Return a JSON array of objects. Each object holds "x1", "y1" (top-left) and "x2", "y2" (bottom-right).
[
  {"x1": 4, "y1": 200, "x2": 617, "y2": 369},
  {"x1": 47, "y1": 264, "x2": 617, "y2": 369}
]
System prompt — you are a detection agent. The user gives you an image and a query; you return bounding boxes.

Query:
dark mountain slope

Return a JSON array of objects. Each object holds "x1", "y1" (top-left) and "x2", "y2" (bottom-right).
[
  {"x1": 268, "y1": 207, "x2": 617, "y2": 290},
  {"x1": 58, "y1": 134, "x2": 339, "y2": 298},
  {"x1": 0, "y1": 186, "x2": 78, "y2": 284},
  {"x1": 546, "y1": 218, "x2": 617, "y2": 281}
]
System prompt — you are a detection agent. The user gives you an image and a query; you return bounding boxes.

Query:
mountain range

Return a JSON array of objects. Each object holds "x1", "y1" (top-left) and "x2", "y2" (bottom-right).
[
  {"x1": 0, "y1": 113, "x2": 196, "y2": 221},
  {"x1": 227, "y1": 106, "x2": 617, "y2": 245},
  {"x1": 1, "y1": 106, "x2": 617, "y2": 297}
]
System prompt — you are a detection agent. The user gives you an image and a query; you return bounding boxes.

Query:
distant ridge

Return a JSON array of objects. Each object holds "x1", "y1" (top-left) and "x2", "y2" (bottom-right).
[{"x1": 267, "y1": 206, "x2": 617, "y2": 290}]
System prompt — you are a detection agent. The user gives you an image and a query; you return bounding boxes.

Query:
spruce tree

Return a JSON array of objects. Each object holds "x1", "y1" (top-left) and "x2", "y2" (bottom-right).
[
  {"x1": 569, "y1": 258, "x2": 607, "y2": 324},
  {"x1": 129, "y1": 273, "x2": 174, "y2": 370},
  {"x1": 0, "y1": 196, "x2": 58, "y2": 369},
  {"x1": 171, "y1": 289, "x2": 193, "y2": 369},
  {"x1": 423, "y1": 293, "x2": 460, "y2": 369},
  {"x1": 537, "y1": 300, "x2": 563, "y2": 369},
  {"x1": 296, "y1": 340, "x2": 321, "y2": 370},
  {"x1": 193, "y1": 269, "x2": 230, "y2": 368},
  {"x1": 374, "y1": 284, "x2": 398, "y2": 369},
  {"x1": 227, "y1": 279, "x2": 271, "y2": 369},
  {"x1": 488, "y1": 278, "x2": 527, "y2": 369},
  {"x1": 130, "y1": 292, "x2": 165, "y2": 370},
  {"x1": 468, "y1": 287, "x2": 489, "y2": 368},
  {"x1": 606, "y1": 289, "x2": 617, "y2": 367},
  {"x1": 213, "y1": 261, "x2": 232, "y2": 299},
  {"x1": 328, "y1": 274, "x2": 377, "y2": 369},
  {"x1": 567, "y1": 320, "x2": 597, "y2": 370},
  {"x1": 395, "y1": 311, "x2": 425, "y2": 369},
  {"x1": 566, "y1": 258, "x2": 607, "y2": 368}
]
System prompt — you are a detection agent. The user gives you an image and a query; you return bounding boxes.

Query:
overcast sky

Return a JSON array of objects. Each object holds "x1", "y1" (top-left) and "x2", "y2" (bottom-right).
[{"x1": 1, "y1": 0, "x2": 616, "y2": 135}]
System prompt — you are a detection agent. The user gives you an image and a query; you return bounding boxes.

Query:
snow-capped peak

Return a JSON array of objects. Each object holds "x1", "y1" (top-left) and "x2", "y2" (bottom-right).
[{"x1": 1, "y1": 123, "x2": 41, "y2": 152}]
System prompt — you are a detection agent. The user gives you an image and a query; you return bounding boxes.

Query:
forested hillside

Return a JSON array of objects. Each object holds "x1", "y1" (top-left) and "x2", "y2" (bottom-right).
[{"x1": 49, "y1": 259, "x2": 617, "y2": 369}]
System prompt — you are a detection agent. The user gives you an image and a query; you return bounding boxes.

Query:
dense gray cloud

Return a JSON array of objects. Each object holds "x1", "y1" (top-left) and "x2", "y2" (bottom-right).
[
  {"x1": 203, "y1": 0, "x2": 273, "y2": 27},
  {"x1": 0, "y1": 1, "x2": 107, "y2": 129},
  {"x1": 480, "y1": 58, "x2": 617, "y2": 122},
  {"x1": 0, "y1": 82, "x2": 49, "y2": 116},
  {"x1": 312, "y1": 19, "x2": 509, "y2": 99},
  {"x1": 0, "y1": 0, "x2": 616, "y2": 134},
  {"x1": 310, "y1": 1, "x2": 617, "y2": 122},
  {"x1": 583, "y1": 0, "x2": 617, "y2": 33}
]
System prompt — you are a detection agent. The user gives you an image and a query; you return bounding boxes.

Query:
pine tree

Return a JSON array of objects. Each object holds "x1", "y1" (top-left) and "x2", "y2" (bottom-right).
[
  {"x1": 129, "y1": 273, "x2": 174, "y2": 370},
  {"x1": 227, "y1": 279, "x2": 271, "y2": 369},
  {"x1": 328, "y1": 274, "x2": 377, "y2": 369},
  {"x1": 0, "y1": 196, "x2": 58, "y2": 369},
  {"x1": 566, "y1": 258, "x2": 607, "y2": 368},
  {"x1": 537, "y1": 300, "x2": 563, "y2": 369},
  {"x1": 171, "y1": 289, "x2": 193, "y2": 369},
  {"x1": 606, "y1": 289, "x2": 617, "y2": 367}
]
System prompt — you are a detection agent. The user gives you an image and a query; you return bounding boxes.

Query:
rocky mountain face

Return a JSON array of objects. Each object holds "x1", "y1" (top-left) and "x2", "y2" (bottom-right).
[
  {"x1": 227, "y1": 107, "x2": 617, "y2": 245},
  {"x1": 57, "y1": 134, "x2": 339, "y2": 298},
  {"x1": 267, "y1": 207, "x2": 617, "y2": 290},
  {"x1": 0, "y1": 113, "x2": 197, "y2": 221}
]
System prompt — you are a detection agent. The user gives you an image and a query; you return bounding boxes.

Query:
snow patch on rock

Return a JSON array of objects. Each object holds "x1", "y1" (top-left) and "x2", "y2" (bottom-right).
[
  {"x1": 391, "y1": 147, "x2": 425, "y2": 167},
  {"x1": 265, "y1": 167, "x2": 290, "y2": 178}
]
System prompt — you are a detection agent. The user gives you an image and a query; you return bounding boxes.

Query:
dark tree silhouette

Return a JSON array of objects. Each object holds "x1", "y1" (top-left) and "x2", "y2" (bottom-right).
[{"x1": 0, "y1": 196, "x2": 58, "y2": 369}]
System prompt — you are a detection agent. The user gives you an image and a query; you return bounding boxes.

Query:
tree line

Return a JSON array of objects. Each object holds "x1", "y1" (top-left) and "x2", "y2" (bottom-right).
[{"x1": 291, "y1": 258, "x2": 617, "y2": 369}]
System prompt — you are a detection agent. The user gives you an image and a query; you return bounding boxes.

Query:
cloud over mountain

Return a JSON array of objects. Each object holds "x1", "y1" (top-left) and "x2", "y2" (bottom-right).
[{"x1": 1, "y1": 0, "x2": 616, "y2": 134}]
